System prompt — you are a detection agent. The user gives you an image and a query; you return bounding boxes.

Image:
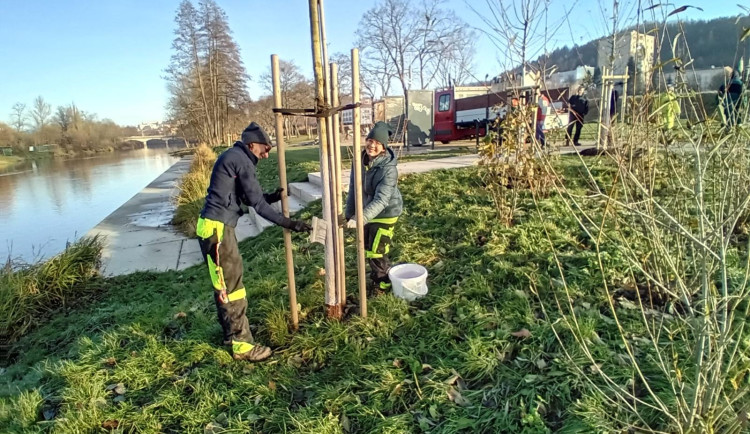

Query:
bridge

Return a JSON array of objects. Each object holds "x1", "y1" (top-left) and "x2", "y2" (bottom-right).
[{"x1": 122, "y1": 136, "x2": 188, "y2": 149}]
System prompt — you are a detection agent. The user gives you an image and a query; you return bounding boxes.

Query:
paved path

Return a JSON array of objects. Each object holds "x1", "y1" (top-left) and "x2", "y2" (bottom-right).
[{"x1": 89, "y1": 147, "x2": 593, "y2": 276}]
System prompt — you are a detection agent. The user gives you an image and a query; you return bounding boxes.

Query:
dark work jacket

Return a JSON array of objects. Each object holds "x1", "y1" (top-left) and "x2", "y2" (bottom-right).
[
  {"x1": 200, "y1": 141, "x2": 286, "y2": 228},
  {"x1": 568, "y1": 94, "x2": 589, "y2": 117},
  {"x1": 345, "y1": 147, "x2": 403, "y2": 223},
  {"x1": 610, "y1": 89, "x2": 619, "y2": 116}
]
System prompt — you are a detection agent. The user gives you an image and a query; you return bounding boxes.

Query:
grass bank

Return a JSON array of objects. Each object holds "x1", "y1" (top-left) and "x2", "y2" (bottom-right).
[
  {"x1": 3, "y1": 157, "x2": 742, "y2": 432},
  {"x1": 171, "y1": 146, "x2": 218, "y2": 236},
  {"x1": 0, "y1": 156, "x2": 24, "y2": 171},
  {"x1": 0, "y1": 236, "x2": 103, "y2": 348}
]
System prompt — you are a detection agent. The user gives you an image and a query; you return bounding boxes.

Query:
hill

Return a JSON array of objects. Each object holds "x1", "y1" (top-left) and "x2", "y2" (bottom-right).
[{"x1": 540, "y1": 15, "x2": 750, "y2": 72}]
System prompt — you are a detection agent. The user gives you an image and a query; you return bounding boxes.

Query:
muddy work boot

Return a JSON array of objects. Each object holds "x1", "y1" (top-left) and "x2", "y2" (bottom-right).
[{"x1": 231, "y1": 341, "x2": 272, "y2": 362}]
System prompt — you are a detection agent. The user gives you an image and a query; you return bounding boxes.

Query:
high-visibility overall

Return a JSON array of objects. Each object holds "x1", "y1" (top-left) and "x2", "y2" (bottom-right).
[
  {"x1": 196, "y1": 217, "x2": 255, "y2": 355},
  {"x1": 364, "y1": 216, "x2": 398, "y2": 290}
]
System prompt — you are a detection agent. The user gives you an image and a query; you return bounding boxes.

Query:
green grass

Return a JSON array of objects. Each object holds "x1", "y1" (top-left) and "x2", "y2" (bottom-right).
[
  {"x1": 3, "y1": 156, "x2": 739, "y2": 432},
  {"x1": 0, "y1": 236, "x2": 103, "y2": 347},
  {"x1": 0, "y1": 156, "x2": 23, "y2": 171},
  {"x1": 172, "y1": 144, "x2": 475, "y2": 237}
]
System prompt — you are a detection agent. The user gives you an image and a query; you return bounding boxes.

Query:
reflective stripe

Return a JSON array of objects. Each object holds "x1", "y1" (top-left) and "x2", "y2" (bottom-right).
[
  {"x1": 370, "y1": 216, "x2": 398, "y2": 225},
  {"x1": 227, "y1": 287, "x2": 246, "y2": 302},
  {"x1": 367, "y1": 226, "x2": 395, "y2": 258},
  {"x1": 232, "y1": 340, "x2": 254, "y2": 354},
  {"x1": 207, "y1": 256, "x2": 226, "y2": 290},
  {"x1": 196, "y1": 217, "x2": 225, "y2": 242}
]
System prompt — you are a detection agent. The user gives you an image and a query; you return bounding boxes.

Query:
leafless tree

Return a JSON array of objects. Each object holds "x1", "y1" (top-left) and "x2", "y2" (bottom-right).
[
  {"x1": 433, "y1": 35, "x2": 476, "y2": 87},
  {"x1": 471, "y1": 0, "x2": 549, "y2": 84},
  {"x1": 30, "y1": 96, "x2": 51, "y2": 132},
  {"x1": 10, "y1": 103, "x2": 26, "y2": 133},
  {"x1": 260, "y1": 59, "x2": 314, "y2": 139},
  {"x1": 54, "y1": 105, "x2": 71, "y2": 134},
  {"x1": 356, "y1": 0, "x2": 476, "y2": 99},
  {"x1": 165, "y1": 0, "x2": 250, "y2": 144},
  {"x1": 360, "y1": 46, "x2": 396, "y2": 98}
]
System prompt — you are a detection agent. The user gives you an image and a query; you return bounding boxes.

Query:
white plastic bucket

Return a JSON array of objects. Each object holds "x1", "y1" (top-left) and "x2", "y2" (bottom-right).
[{"x1": 389, "y1": 263, "x2": 428, "y2": 301}]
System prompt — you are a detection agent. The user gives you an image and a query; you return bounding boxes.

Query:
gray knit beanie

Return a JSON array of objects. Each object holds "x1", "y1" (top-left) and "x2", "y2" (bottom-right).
[{"x1": 241, "y1": 122, "x2": 273, "y2": 146}]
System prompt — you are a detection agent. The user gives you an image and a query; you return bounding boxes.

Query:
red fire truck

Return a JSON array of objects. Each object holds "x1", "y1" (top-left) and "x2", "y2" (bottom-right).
[{"x1": 433, "y1": 86, "x2": 569, "y2": 144}]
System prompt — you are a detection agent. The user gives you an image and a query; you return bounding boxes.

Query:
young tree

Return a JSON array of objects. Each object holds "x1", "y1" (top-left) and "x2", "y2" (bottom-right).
[
  {"x1": 10, "y1": 102, "x2": 26, "y2": 133},
  {"x1": 472, "y1": 0, "x2": 548, "y2": 85}
]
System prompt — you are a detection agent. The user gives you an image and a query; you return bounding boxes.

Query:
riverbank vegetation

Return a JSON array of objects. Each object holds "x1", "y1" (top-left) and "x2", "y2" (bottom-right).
[
  {"x1": 0, "y1": 156, "x2": 23, "y2": 170},
  {"x1": 0, "y1": 236, "x2": 103, "y2": 348},
  {"x1": 1, "y1": 98, "x2": 140, "y2": 159},
  {"x1": 172, "y1": 145, "x2": 218, "y2": 236}
]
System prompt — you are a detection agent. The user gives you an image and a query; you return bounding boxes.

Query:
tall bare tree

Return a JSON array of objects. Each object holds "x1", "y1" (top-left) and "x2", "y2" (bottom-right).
[
  {"x1": 360, "y1": 46, "x2": 396, "y2": 98},
  {"x1": 165, "y1": 0, "x2": 249, "y2": 144},
  {"x1": 10, "y1": 103, "x2": 26, "y2": 133},
  {"x1": 54, "y1": 105, "x2": 71, "y2": 134},
  {"x1": 260, "y1": 59, "x2": 313, "y2": 139},
  {"x1": 30, "y1": 96, "x2": 51, "y2": 132},
  {"x1": 356, "y1": 0, "x2": 476, "y2": 101}
]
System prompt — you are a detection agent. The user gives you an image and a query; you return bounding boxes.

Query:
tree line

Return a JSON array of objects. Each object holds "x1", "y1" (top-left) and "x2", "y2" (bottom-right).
[
  {"x1": 165, "y1": 0, "x2": 476, "y2": 143},
  {"x1": 538, "y1": 15, "x2": 750, "y2": 78},
  {"x1": 1, "y1": 97, "x2": 137, "y2": 155}
]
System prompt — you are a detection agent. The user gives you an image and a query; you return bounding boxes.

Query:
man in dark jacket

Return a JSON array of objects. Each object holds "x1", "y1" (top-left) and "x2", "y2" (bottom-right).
[
  {"x1": 566, "y1": 86, "x2": 589, "y2": 146},
  {"x1": 719, "y1": 69, "x2": 744, "y2": 129},
  {"x1": 196, "y1": 122, "x2": 311, "y2": 362},
  {"x1": 345, "y1": 122, "x2": 403, "y2": 293}
]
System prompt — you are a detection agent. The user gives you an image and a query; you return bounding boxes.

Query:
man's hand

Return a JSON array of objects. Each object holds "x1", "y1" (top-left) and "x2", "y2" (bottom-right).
[
  {"x1": 216, "y1": 289, "x2": 229, "y2": 304},
  {"x1": 346, "y1": 219, "x2": 357, "y2": 229},
  {"x1": 289, "y1": 219, "x2": 312, "y2": 233},
  {"x1": 264, "y1": 187, "x2": 284, "y2": 204}
]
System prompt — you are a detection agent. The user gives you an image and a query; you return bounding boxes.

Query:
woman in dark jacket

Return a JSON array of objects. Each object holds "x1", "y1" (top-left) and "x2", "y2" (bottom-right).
[{"x1": 345, "y1": 122, "x2": 403, "y2": 293}]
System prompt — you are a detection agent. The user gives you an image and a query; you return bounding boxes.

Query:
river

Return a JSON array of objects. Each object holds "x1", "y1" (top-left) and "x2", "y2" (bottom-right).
[{"x1": 0, "y1": 149, "x2": 181, "y2": 263}]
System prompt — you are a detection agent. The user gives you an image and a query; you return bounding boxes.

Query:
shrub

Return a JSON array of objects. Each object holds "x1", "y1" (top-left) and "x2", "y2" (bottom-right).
[{"x1": 172, "y1": 145, "x2": 217, "y2": 236}]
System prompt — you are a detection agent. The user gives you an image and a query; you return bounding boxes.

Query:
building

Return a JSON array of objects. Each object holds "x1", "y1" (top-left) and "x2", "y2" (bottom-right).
[
  {"x1": 546, "y1": 66, "x2": 595, "y2": 89},
  {"x1": 663, "y1": 67, "x2": 728, "y2": 92},
  {"x1": 597, "y1": 30, "x2": 655, "y2": 88},
  {"x1": 341, "y1": 97, "x2": 373, "y2": 127},
  {"x1": 490, "y1": 66, "x2": 593, "y2": 93},
  {"x1": 490, "y1": 70, "x2": 541, "y2": 92}
]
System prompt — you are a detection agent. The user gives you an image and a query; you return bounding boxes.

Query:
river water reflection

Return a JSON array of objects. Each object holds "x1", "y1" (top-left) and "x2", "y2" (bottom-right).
[{"x1": 0, "y1": 149, "x2": 180, "y2": 262}]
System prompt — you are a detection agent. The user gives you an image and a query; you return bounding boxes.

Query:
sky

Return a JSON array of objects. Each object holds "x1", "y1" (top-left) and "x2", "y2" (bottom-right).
[{"x1": 0, "y1": 0, "x2": 735, "y2": 126}]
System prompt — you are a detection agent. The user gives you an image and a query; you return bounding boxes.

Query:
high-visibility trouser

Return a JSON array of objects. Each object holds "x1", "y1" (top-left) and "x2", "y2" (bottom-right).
[
  {"x1": 196, "y1": 217, "x2": 254, "y2": 354},
  {"x1": 364, "y1": 217, "x2": 398, "y2": 290}
]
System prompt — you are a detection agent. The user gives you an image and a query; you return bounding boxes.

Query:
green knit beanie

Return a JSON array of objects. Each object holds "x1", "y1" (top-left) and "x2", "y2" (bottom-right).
[{"x1": 366, "y1": 121, "x2": 392, "y2": 147}]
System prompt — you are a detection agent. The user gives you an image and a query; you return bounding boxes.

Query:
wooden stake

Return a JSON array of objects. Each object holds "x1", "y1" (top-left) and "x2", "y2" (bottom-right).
[
  {"x1": 322, "y1": 61, "x2": 341, "y2": 313},
  {"x1": 351, "y1": 48, "x2": 367, "y2": 317},
  {"x1": 271, "y1": 54, "x2": 299, "y2": 330},
  {"x1": 308, "y1": 0, "x2": 339, "y2": 318},
  {"x1": 324, "y1": 95, "x2": 341, "y2": 310},
  {"x1": 330, "y1": 62, "x2": 347, "y2": 309}
]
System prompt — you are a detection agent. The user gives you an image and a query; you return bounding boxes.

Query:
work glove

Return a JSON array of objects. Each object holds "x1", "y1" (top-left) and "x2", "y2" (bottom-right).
[
  {"x1": 346, "y1": 219, "x2": 357, "y2": 229},
  {"x1": 337, "y1": 214, "x2": 347, "y2": 227},
  {"x1": 286, "y1": 219, "x2": 312, "y2": 233},
  {"x1": 264, "y1": 188, "x2": 284, "y2": 204}
]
